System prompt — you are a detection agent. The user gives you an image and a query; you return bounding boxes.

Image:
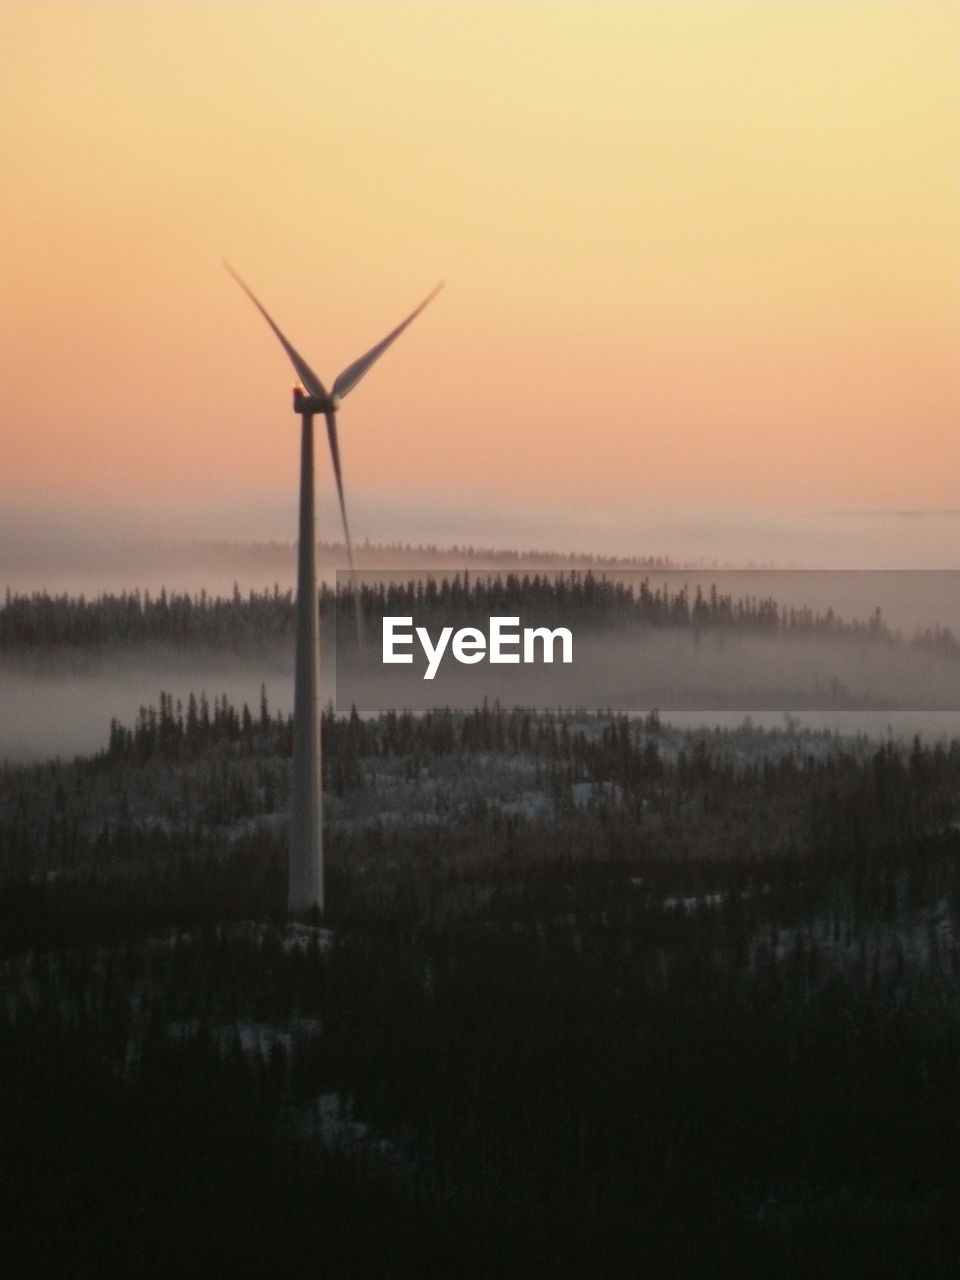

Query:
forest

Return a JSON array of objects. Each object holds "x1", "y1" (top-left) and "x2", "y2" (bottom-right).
[
  {"x1": 2, "y1": 670, "x2": 960, "y2": 1275},
  {"x1": 4, "y1": 573, "x2": 957, "y2": 656}
]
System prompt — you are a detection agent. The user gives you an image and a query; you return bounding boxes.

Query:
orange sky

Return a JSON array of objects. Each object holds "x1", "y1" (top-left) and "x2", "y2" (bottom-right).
[{"x1": 1, "y1": 2, "x2": 958, "y2": 552}]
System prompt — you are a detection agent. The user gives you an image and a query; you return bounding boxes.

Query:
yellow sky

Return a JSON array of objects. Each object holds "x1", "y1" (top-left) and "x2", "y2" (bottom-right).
[{"x1": 1, "y1": 1, "x2": 957, "y2": 544}]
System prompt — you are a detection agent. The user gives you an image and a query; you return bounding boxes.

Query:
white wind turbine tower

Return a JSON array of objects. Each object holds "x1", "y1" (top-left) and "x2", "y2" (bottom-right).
[{"x1": 225, "y1": 262, "x2": 443, "y2": 914}]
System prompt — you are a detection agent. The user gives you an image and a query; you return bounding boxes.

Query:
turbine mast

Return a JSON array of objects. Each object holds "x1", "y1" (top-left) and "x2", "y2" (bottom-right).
[{"x1": 289, "y1": 391, "x2": 323, "y2": 913}]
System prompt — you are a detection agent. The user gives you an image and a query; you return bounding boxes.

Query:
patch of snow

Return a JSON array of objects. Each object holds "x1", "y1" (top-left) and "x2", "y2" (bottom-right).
[{"x1": 499, "y1": 790, "x2": 552, "y2": 819}]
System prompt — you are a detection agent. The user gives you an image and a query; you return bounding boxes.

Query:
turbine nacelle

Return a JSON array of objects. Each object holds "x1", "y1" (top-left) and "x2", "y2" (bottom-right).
[{"x1": 293, "y1": 386, "x2": 338, "y2": 415}]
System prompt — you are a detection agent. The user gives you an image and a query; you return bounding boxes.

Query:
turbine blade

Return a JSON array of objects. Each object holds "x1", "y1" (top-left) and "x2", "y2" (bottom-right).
[
  {"x1": 332, "y1": 281, "x2": 444, "y2": 402},
  {"x1": 223, "y1": 260, "x2": 329, "y2": 400},
  {"x1": 324, "y1": 410, "x2": 365, "y2": 654}
]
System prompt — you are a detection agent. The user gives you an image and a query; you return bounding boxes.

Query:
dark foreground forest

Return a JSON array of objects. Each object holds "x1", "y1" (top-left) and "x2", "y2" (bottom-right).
[{"x1": 2, "y1": 693, "x2": 960, "y2": 1277}]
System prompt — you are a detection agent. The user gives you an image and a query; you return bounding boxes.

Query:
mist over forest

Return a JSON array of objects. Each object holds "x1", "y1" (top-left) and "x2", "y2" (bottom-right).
[{"x1": 2, "y1": 569, "x2": 957, "y2": 762}]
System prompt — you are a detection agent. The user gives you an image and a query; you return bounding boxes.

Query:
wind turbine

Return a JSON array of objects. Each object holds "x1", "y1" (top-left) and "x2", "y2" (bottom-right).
[{"x1": 225, "y1": 261, "x2": 443, "y2": 914}]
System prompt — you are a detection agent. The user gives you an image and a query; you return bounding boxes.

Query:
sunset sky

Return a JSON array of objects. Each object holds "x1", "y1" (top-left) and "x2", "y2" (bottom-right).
[{"x1": 1, "y1": 2, "x2": 957, "y2": 565}]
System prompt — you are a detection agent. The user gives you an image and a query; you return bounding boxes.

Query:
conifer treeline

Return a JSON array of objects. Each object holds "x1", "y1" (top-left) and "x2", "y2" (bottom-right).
[
  {"x1": 4, "y1": 697, "x2": 959, "y2": 906},
  {"x1": 102, "y1": 698, "x2": 960, "y2": 866},
  {"x1": 3, "y1": 575, "x2": 956, "y2": 653}
]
